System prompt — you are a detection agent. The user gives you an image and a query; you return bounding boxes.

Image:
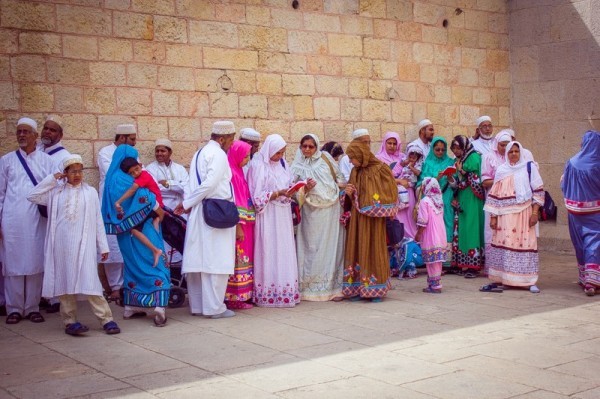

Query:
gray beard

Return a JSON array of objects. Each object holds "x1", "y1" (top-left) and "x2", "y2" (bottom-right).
[
  {"x1": 479, "y1": 133, "x2": 493, "y2": 140},
  {"x1": 41, "y1": 138, "x2": 52, "y2": 146}
]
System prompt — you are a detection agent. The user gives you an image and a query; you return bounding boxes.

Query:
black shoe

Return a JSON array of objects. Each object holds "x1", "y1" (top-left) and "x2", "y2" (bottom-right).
[
  {"x1": 46, "y1": 303, "x2": 60, "y2": 314},
  {"x1": 39, "y1": 298, "x2": 51, "y2": 309},
  {"x1": 0, "y1": 305, "x2": 6, "y2": 317}
]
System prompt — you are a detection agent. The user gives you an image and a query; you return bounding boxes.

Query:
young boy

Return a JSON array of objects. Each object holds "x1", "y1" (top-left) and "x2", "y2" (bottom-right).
[{"x1": 115, "y1": 157, "x2": 165, "y2": 266}]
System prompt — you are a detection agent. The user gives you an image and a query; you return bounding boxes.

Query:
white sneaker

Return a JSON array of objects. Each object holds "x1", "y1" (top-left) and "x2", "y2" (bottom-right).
[
  {"x1": 529, "y1": 285, "x2": 540, "y2": 294},
  {"x1": 209, "y1": 309, "x2": 236, "y2": 319}
]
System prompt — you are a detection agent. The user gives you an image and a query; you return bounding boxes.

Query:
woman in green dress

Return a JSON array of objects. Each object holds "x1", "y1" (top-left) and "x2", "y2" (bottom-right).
[{"x1": 450, "y1": 135, "x2": 485, "y2": 278}]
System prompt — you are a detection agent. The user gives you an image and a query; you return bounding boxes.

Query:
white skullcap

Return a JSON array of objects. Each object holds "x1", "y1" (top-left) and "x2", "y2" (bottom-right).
[
  {"x1": 62, "y1": 154, "x2": 83, "y2": 170},
  {"x1": 416, "y1": 119, "x2": 432, "y2": 132},
  {"x1": 476, "y1": 115, "x2": 492, "y2": 126},
  {"x1": 45, "y1": 114, "x2": 63, "y2": 128},
  {"x1": 240, "y1": 127, "x2": 261, "y2": 141},
  {"x1": 212, "y1": 120, "x2": 236, "y2": 135},
  {"x1": 116, "y1": 124, "x2": 136, "y2": 135},
  {"x1": 503, "y1": 128, "x2": 516, "y2": 138},
  {"x1": 155, "y1": 138, "x2": 172, "y2": 149},
  {"x1": 495, "y1": 129, "x2": 513, "y2": 143},
  {"x1": 352, "y1": 128, "x2": 369, "y2": 139},
  {"x1": 17, "y1": 117, "x2": 38, "y2": 132}
]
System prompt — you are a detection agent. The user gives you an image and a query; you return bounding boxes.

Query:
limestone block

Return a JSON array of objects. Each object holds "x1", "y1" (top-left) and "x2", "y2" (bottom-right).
[
  {"x1": 486, "y1": 49, "x2": 509, "y2": 71},
  {"x1": 0, "y1": 82, "x2": 18, "y2": 110},
  {"x1": 323, "y1": 121, "x2": 353, "y2": 144},
  {"x1": 413, "y1": 2, "x2": 445, "y2": 25},
  {"x1": 422, "y1": 26, "x2": 447, "y2": 44},
  {"x1": 154, "y1": 16, "x2": 187, "y2": 43},
  {"x1": 444, "y1": 104, "x2": 460, "y2": 125},
  {"x1": 307, "y1": 56, "x2": 341, "y2": 75},
  {"x1": 391, "y1": 81, "x2": 416, "y2": 101},
  {"x1": 165, "y1": 44, "x2": 202, "y2": 67},
  {"x1": 59, "y1": 114, "x2": 97, "y2": 140},
  {"x1": 54, "y1": 86, "x2": 84, "y2": 113},
  {"x1": 288, "y1": 31, "x2": 328, "y2": 54},
  {"x1": 354, "y1": 121, "x2": 381, "y2": 141},
  {"x1": 488, "y1": 12, "x2": 508, "y2": 34},
  {"x1": 437, "y1": 66, "x2": 459, "y2": 85},
  {"x1": 10, "y1": 55, "x2": 46, "y2": 82},
  {"x1": 204, "y1": 48, "x2": 258, "y2": 71},
  {"x1": 168, "y1": 117, "x2": 201, "y2": 141},
  {"x1": 175, "y1": 0, "x2": 213, "y2": 19},
  {"x1": 254, "y1": 120, "x2": 290, "y2": 138},
  {"x1": 413, "y1": 43, "x2": 433, "y2": 64},
  {"x1": 341, "y1": 98, "x2": 361, "y2": 121},
  {"x1": 435, "y1": 85, "x2": 452, "y2": 104},
  {"x1": 133, "y1": 42, "x2": 166, "y2": 64},
  {"x1": 113, "y1": 11, "x2": 154, "y2": 40},
  {"x1": 448, "y1": 29, "x2": 478, "y2": 47},
  {"x1": 373, "y1": 60, "x2": 397, "y2": 79},
  {"x1": 291, "y1": 121, "x2": 324, "y2": 142},
  {"x1": 90, "y1": 62, "x2": 126, "y2": 86},
  {"x1": 56, "y1": 4, "x2": 111, "y2": 35},
  {"x1": 478, "y1": 106, "x2": 499, "y2": 123},
  {"x1": 99, "y1": 38, "x2": 133, "y2": 61},
  {"x1": 244, "y1": 7, "x2": 270, "y2": 27},
  {"x1": 460, "y1": 105, "x2": 480, "y2": 125},
  {"x1": 398, "y1": 63, "x2": 420, "y2": 81},
  {"x1": 494, "y1": 71, "x2": 510, "y2": 88},
  {"x1": 62, "y1": 139, "x2": 94, "y2": 166},
  {"x1": 368, "y1": 79, "x2": 391, "y2": 100},
  {"x1": 258, "y1": 52, "x2": 306, "y2": 73},
  {"x1": 427, "y1": 103, "x2": 446, "y2": 125},
  {"x1": 227, "y1": 71, "x2": 256, "y2": 94},
  {"x1": 459, "y1": 68, "x2": 478, "y2": 86},
  {"x1": 48, "y1": 59, "x2": 89, "y2": 85},
  {"x1": 391, "y1": 101, "x2": 412, "y2": 123},
  {"x1": 240, "y1": 95, "x2": 268, "y2": 119},
  {"x1": 359, "y1": 0, "x2": 386, "y2": 18},
  {"x1": 496, "y1": 88, "x2": 510, "y2": 106},
  {"x1": 462, "y1": 48, "x2": 486, "y2": 68},
  {"x1": 297, "y1": 0, "x2": 323, "y2": 12},
  {"x1": 314, "y1": 97, "x2": 341, "y2": 120},
  {"x1": 479, "y1": 32, "x2": 508, "y2": 50},
  {"x1": 373, "y1": 19, "x2": 397, "y2": 39},
  {"x1": 387, "y1": 0, "x2": 412, "y2": 21},
  {"x1": 434, "y1": 45, "x2": 461, "y2": 67},
  {"x1": 473, "y1": 88, "x2": 492, "y2": 105},
  {"x1": 17, "y1": 32, "x2": 59, "y2": 55},
  {"x1": 158, "y1": 66, "x2": 195, "y2": 91},
  {"x1": 342, "y1": 57, "x2": 372, "y2": 77},
  {"x1": 465, "y1": 10, "x2": 489, "y2": 32},
  {"x1": 189, "y1": 21, "x2": 237, "y2": 48},
  {"x1": 397, "y1": 22, "x2": 422, "y2": 42},
  {"x1": 127, "y1": 63, "x2": 158, "y2": 88},
  {"x1": 0, "y1": 0, "x2": 55, "y2": 31},
  {"x1": 419, "y1": 65, "x2": 437, "y2": 84},
  {"x1": 132, "y1": 0, "x2": 174, "y2": 15},
  {"x1": 304, "y1": 13, "x2": 341, "y2": 32},
  {"x1": 329, "y1": 34, "x2": 363, "y2": 57},
  {"x1": 271, "y1": 9, "x2": 303, "y2": 29},
  {"x1": 476, "y1": 0, "x2": 507, "y2": 13},
  {"x1": 349, "y1": 78, "x2": 369, "y2": 98},
  {"x1": 137, "y1": 116, "x2": 168, "y2": 141},
  {"x1": 268, "y1": 96, "x2": 293, "y2": 120},
  {"x1": 21, "y1": 84, "x2": 54, "y2": 112},
  {"x1": 0, "y1": 56, "x2": 8, "y2": 80},
  {"x1": 179, "y1": 92, "x2": 209, "y2": 117},
  {"x1": 362, "y1": 99, "x2": 390, "y2": 121},
  {"x1": 315, "y1": 76, "x2": 348, "y2": 96},
  {"x1": 452, "y1": 86, "x2": 472, "y2": 104},
  {"x1": 340, "y1": 15, "x2": 373, "y2": 35},
  {"x1": 63, "y1": 36, "x2": 98, "y2": 60},
  {"x1": 498, "y1": 106, "x2": 510, "y2": 126},
  {"x1": 551, "y1": 2, "x2": 591, "y2": 43},
  {"x1": 282, "y1": 74, "x2": 315, "y2": 96},
  {"x1": 363, "y1": 38, "x2": 390, "y2": 60},
  {"x1": 479, "y1": 69, "x2": 495, "y2": 88},
  {"x1": 256, "y1": 73, "x2": 282, "y2": 95},
  {"x1": 98, "y1": 115, "x2": 136, "y2": 140},
  {"x1": 215, "y1": 3, "x2": 246, "y2": 23},
  {"x1": 292, "y1": 96, "x2": 314, "y2": 120},
  {"x1": 116, "y1": 88, "x2": 152, "y2": 115},
  {"x1": 194, "y1": 69, "x2": 224, "y2": 92},
  {"x1": 85, "y1": 88, "x2": 116, "y2": 114},
  {"x1": 209, "y1": 92, "x2": 239, "y2": 117},
  {"x1": 104, "y1": 0, "x2": 129, "y2": 10},
  {"x1": 416, "y1": 83, "x2": 435, "y2": 102},
  {"x1": 152, "y1": 90, "x2": 178, "y2": 116},
  {"x1": 240, "y1": 26, "x2": 288, "y2": 52},
  {"x1": 325, "y1": 0, "x2": 359, "y2": 14},
  {"x1": 510, "y1": 46, "x2": 538, "y2": 83}
]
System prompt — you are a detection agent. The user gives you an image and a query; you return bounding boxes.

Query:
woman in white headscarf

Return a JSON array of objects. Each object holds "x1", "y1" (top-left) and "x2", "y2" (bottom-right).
[
  {"x1": 247, "y1": 134, "x2": 300, "y2": 307},
  {"x1": 291, "y1": 134, "x2": 346, "y2": 301},
  {"x1": 483, "y1": 141, "x2": 544, "y2": 293}
]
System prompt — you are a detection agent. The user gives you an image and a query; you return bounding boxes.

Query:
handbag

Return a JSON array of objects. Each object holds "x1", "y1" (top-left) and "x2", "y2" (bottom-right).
[
  {"x1": 526, "y1": 162, "x2": 557, "y2": 221},
  {"x1": 15, "y1": 150, "x2": 48, "y2": 218},
  {"x1": 195, "y1": 150, "x2": 239, "y2": 229}
]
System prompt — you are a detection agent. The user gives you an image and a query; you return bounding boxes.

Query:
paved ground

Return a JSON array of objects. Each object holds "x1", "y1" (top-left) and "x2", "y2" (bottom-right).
[{"x1": 1, "y1": 252, "x2": 598, "y2": 399}]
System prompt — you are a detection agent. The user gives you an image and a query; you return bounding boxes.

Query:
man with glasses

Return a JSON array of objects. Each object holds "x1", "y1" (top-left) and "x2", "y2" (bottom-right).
[
  {"x1": 471, "y1": 116, "x2": 494, "y2": 156},
  {"x1": 0, "y1": 117, "x2": 54, "y2": 324}
]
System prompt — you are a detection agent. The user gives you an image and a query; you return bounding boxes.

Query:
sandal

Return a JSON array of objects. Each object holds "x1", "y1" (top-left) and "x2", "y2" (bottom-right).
[
  {"x1": 479, "y1": 283, "x2": 503, "y2": 293},
  {"x1": 103, "y1": 321, "x2": 121, "y2": 335},
  {"x1": 6, "y1": 312, "x2": 22, "y2": 325},
  {"x1": 422, "y1": 287, "x2": 442, "y2": 294},
  {"x1": 123, "y1": 311, "x2": 147, "y2": 320},
  {"x1": 25, "y1": 311, "x2": 45, "y2": 323},
  {"x1": 464, "y1": 271, "x2": 479, "y2": 279},
  {"x1": 584, "y1": 285, "x2": 596, "y2": 297},
  {"x1": 153, "y1": 308, "x2": 167, "y2": 327},
  {"x1": 65, "y1": 322, "x2": 89, "y2": 336}
]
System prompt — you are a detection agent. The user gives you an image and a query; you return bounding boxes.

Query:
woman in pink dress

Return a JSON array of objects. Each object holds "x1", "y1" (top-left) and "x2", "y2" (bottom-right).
[
  {"x1": 225, "y1": 141, "x2": 255, "y2": 309},
  {"x1": 415, "y1": 177, "x2": 449, "y2": 293}
]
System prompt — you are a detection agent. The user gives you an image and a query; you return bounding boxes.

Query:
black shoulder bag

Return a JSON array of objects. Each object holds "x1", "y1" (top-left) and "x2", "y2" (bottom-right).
[
  {"x1": 15, "y1": 150, "x2": 48, "y2": 218},
  {"x1": 526, "y1": 161, "x2": 557, "y2": 221}
]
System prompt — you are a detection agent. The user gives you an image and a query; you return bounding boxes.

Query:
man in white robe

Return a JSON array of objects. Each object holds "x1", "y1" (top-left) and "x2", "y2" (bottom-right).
[
  {"x1": 96, "y1": 124, "x2": 137, "y2": 302},
  {"x1": 239, "y1": 127, "x2": 261, "y2": 178},
  {"x1": 408, "y1": 119, "x2": 435, "y2": 159},
  {"x1": 471, "y1": 115, "x2": 495, "y2": 156},
  {"x1": 0, "y1": 117, "x2": 54, "y2": 324},
  {"x1": 37, "y1": 115, "x2": 72, "y2": 173},
  {"x1": 146, "y1": 138, "x2": 189, "y2": 263},
  {"x1": 176, "y1": 121, "x2": 236, "y2": 319},
  {"x1": 338, "y1": 128, "x2": 371, "y2": 182},
  {"x1": 27, "y1": 155, "x2": 120, "y2": 335}
]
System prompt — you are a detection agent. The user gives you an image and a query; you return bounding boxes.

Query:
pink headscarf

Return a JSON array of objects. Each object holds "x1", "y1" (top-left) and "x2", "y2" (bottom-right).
[
  {"x1": 376, "y1": 131, "x2": 403, "y2": 166},
  {"x1": 227, "y1": 140, "x2": 252, "y2": 209},
  {"x1": 421, "y1": 177, "x2": 444, "y2": 213}
]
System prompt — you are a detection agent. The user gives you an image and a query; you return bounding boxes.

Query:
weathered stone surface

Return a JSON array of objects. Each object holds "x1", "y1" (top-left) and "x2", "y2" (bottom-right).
[
  {"x1": 56, "y1": 4, "x2": 112, "y2": 36},
  {"x1": 209, "y1": 92, "x2": 239, "y2": 117},
  {"x1": 99, "y1": 38, "x2": 133, "y2": 61},
  {"x1": 179, "y1": 92, "x2": 209, "y2": 117},
  {"x1": 48, "y1": 59, "x2": 89, "y2": 84},
  {"x1": 168, "y1": 117, "x2": 201, "y2": 141},
  {"x1": 54, "y1": 86, "x2": 85, "y2": 113},
  {"x1": 240, "y1": 95, "x2": 268, "y2": 119},
  {"x1": 116, "y1": 88, "x2": 152, "y2": 115},
  {"x1": 0, "y1": 82, "x2": 19, "y2": 110},
  {"x1": 315, "y1": 76, "x2": 348, "y2": 96},
  {"x1": 413, "y1": 42, "x2": 434, "y2": 64},
  {"x1": 341, "y1": 98, "x2": 361, "y2": 121},
  {"x1": 304, "y1": 13, "x2": 341, "y2": 32},
  {"x1": 165, "y1": 44, "x2": 202, "y2": 67},
  {"x1": 258, "y1": 52, "x2": 307, "y2": 73},
  {"x1": 204, "y1": 48, "x2": 258, "y2": 71},
  {"x1": 362, "y1": 99, "x2": 390, "y2": 121},
  {"x1": 288, "y1": 31, "x2": 328, "y2": 54},
  {"x1": 131, "y1": 0, "x2": 174, "y2": 15},
  {"x1": 373, "y1": 19, "x2": 397, "y2": 39},
  {"x1": 21, "y1": 84, "x2": 54, "y2": 112},
  {"x1": 306, "y1": 56, "x2": 341, "y2": 75},
  {"x1": 268, "y1": 96, "x2": 293, "y2": 120},
  {"x1": 215, "y1": 3, "x2": 246, "y2": 23},
  {"x1": 293, "y1": 96, "x2": 314, "y2": 120},
  {"x1": 158, "y1": 66, "x2": 195, "y2": 91},
  {"x1": 342, "y1": 57, "x2": 372, "y2": 77},
  {"x1": 10, "y1": 55, "x2": 46, "y2": 82},
  {"x1": 246, "y1": 6, "x2": 271, "y2": 27},
  {"x1": 133, "y1": 42, "x2": 166, "y2": 64},
  {"x1": 340, "y1": 15, "x2": 373, "y2": 35},
  {"x1": 324, "y1": 0, "x2": 359, "y2": 14},
  {"x1": 282, "y1": 74, "x2": 315, "y2": 96},
  {"x1": 17, "y1": 32, "x2": 60, "y2": 55},
  {"x1": 271, "y1": 9, "x2": 303, "y2": 29},
  {"x1": 256, "y1": 73, "x2": 282, "y2": 95},
  {"x1": 127, "y1": 63, "x2": 158, "y2": 88},
  {"x1": 1, "y1": 0, "x2": 55, "y2": 31},
  {"x1": 63, "y1": 36, "x2": 98, "y2": 60},
  {"x1": 154, "y1": 16, "x2": 187, "y2": 43},
  {"x1": 85, "y1": 87, "x2": 116, "y2": 114},
  {"x1": 90, "y1": 62, "x2": 126, "y2": 86},
  {"x1": 360, "y1": 0, "x2": 386, "y2": 18},
  {"x1": 113, "y1": 11, "x2": 154, "y2": 40},
  {"x1": 314, "y1": 97, "x2": 341, "y2": 120},
  {"x1": 328, "y1": 34, "x2": 363, "y2": 57},
  {"x1": 152, "y1": 90, "x2": 178, "y2": 116},
  {"x1": 189, "y1": 21, "x2": 238, "y2": 48}
]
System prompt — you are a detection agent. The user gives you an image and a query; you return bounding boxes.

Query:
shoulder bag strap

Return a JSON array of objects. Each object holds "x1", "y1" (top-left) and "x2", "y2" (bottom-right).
[
  {"x1": 195, "y1": 148, "x2": 234, "y2": 201},
  {"x1": 320, "y1": 153, "x2": 337, "y2": 183},
  {"x1": 47, "y1": 146, "x2": 65, "y2": 156},
  {"x1": 15, "y1": 150, "x2": 39, "y2": 185}
]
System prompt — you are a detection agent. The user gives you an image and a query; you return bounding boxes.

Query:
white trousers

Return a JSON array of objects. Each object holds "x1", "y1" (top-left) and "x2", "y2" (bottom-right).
[
  {"x1": 104, "y1": 262, "x2": 124, "y2": 291},
  {"x1": 0, "y1": 266, "x2": 5, "y2": 305},
  {"x1": 186, "y1": 272, "x2": 228, "y2": 316},
  {"x1": 5, "y1": 273, "x2": 43, "y2": 315}
]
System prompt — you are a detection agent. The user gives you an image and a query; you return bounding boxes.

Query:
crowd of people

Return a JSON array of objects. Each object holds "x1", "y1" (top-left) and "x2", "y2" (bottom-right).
[{"x1": 0, "y1": 114, "x2": 597, "y2": 336}]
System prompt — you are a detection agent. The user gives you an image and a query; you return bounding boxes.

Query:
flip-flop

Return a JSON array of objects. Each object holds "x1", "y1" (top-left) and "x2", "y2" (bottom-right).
[
  {"x1": 464, "y1": 271, "x2": 479, "y2": 279},
  {"x1": 422, "y1": 287, "x2": 442, "y2": 294},
  {"x1": 103, "y1": 321, "x2": 121, "y2": 334},
  {"x1": 479, "y1": 284, "x2": 503, "y2": 293},
  {"x1": 25, "y1": 311, "x2": 45, "y2": 323},
  {"x1": 123, "y1": 311, "x2": 147, "y2": 320},
  {"x1": 6, "y1": 312, "x2": 22, "y2": 325},
  {"x1": 65, "y1": 322, "x2": 89, "y2": 336}
]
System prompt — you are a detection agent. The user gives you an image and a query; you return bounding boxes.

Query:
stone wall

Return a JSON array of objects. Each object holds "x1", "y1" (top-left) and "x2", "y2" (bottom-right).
[
  {"x1": 0, "y1": 0, "x2": 511, "y2": 188},
  {"x1": 509, "y1": 0, "x2": 600, "y2": 251}
]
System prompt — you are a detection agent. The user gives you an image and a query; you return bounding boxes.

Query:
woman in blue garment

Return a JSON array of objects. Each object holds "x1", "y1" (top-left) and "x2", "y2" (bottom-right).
[
  {"x1": 561, "y1": 129, "x2": 600, "y2": 296},
  {"x1": 102, "y1": 145, "x2": 170, "y2": 326}
]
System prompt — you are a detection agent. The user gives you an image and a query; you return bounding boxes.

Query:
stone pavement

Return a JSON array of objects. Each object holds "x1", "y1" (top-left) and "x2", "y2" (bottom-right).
[{"x1": 1, "y1": 252, "x2": 598, "y2": 399}]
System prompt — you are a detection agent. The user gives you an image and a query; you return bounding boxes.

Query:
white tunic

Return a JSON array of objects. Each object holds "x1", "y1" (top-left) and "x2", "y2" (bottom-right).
[
  {"x1": 471, "y1": 137, "x2": 493, "y2": 157},
  {"x1": 0, "y1": 149, "x2": 54, "y2": 276},
  {"x1": 38, "y1": 141, "x2": 72, "y2": 173},
  {"x1": 409, "y1": 138, "x2": 431, "y2": 159},
  {"x1": 182, "y1": 140, "x2": 236, "y2": 275},
  {"x1": 27, "y1": 175, "x2": 109, "y2": 297},
  {"x1": 96, "y1": 143, "x2": 122, "y2": 263},
  {"x1": 338, "y1": 154, "x2": 353, "y2": 182},
  {"x1": 145, "y1": 160, "x2": 189, "y2": 209}
]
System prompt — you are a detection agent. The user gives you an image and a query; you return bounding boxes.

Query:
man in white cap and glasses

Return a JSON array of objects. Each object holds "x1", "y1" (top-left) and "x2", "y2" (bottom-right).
[
  {"x1": 409, "y1": 119, "x2": 435, "y2": 158},
  {"x1": 38, "y1": 115, "x2": 72, "y2": 173},
  {"x1": 96, "y1": 124, "x2": 137, "y2": 303},
  {"x1": 176, "y1": 121, "x2": 237, "y2": 319},
  {"x1": 0, "y1": 117, "x2": 54, "y2": 325},
  {"x1": 146, "y1": 138, "x2": 189, "y2": 264},
  {"x1": 471, "y1": 116, "x2": 494, "y2": 156},
  {"x1": 338, "y1": 128, "x2": 371, "y2": 182}
]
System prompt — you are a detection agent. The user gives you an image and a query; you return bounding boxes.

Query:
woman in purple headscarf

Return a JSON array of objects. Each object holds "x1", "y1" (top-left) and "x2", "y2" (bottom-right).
[
  {"x1": 375, "y1": 131, "x2": 404, "y2": 170},
  {"x1": 561, "y1": 129, "x2": 600, "y2": 296}
]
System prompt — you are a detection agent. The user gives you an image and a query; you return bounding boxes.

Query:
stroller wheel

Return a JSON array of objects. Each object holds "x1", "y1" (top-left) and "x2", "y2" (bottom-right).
[{"x1": 168, "y1": 287, "x2": 186, "y2": 308}]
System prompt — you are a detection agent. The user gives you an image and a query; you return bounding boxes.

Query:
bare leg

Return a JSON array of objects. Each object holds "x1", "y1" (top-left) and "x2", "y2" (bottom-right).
[
  {"x1": 131, "y1": 230, "x2": 162, "y2": 267},
  {"x1": 153, "y1": 217, "x2": 160, "y2": 232}
]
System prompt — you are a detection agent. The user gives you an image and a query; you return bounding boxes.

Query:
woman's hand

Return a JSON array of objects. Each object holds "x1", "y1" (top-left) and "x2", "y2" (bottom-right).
[
  {"x1": 437, "y1": 171, "x2": 444, "y2": 180},
  {"x1": 101, "y1": 252, "x2": 109, "y2": 262},
  {"x1": 397, "y1": 178, "x2": 409, "y2": 188},
  {"x1": 345, "y1": 184, "x2": 356, "y2": 197},
  {"x1": 305, "y1": 178, "x2": 317, "y2": 192},
  {"x1": 414, "y1": 232, "x2": 421, "y2": 243},
  {"x1": 490, "y1": 216, "x2": 498, "y2": 230},
  {"x1": 529, "y1": 212, "x2": 539, "y2": 227},
  {"x1": 115, "y1": 202, "x2": 123, "y2": 214},
  {"x1": 236, "y1": 224, "x2": 245, "y2": 241}
]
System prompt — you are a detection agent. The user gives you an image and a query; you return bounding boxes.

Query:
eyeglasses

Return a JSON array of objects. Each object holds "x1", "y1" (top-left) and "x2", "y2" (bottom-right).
[
  {"x1": 16, "y1": 129, "x2": 34, "y2": 135},
  {"x1": 301, "y1": 144, "x2": 315, "y2": 149},
  {"x1": 66, "y1": 169, "x2": 84, "y2": 175}
]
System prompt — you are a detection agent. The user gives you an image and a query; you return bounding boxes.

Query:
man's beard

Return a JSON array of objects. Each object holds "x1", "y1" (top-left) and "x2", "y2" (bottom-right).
[
  {"x1": 41, "y1": 137, "x2": 52, "y2": 146},
  {"x1": 479, "y1": 132, "x2": 493, "y2": 140}
]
